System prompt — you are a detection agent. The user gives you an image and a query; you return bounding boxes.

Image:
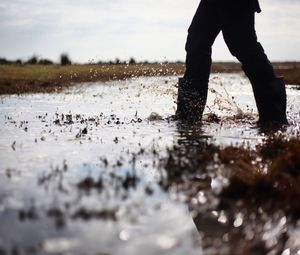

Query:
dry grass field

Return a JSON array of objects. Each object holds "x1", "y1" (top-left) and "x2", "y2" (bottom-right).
[{"x1": 0, "y1": 62, "x2": 299, "y2": 95}]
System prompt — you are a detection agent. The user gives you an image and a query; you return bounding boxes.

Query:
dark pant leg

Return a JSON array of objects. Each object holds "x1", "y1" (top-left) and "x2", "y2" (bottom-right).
[
  {"x1": 219, "y1": 0, "x2": 275, "y2": 83},
  {"x1": 184, "y1": 0, "x2": 221, "y2": 86},
  {"x1": 219, "y1": 0, "x2": 288, "y2": 124}
]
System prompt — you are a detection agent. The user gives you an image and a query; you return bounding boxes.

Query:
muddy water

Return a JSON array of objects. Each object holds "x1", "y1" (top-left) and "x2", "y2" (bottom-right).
[{"x1": 0, "y1": 74, "x2": 299, "y2": 255}]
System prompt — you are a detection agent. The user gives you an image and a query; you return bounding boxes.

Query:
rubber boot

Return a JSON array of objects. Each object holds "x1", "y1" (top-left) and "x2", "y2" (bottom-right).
[
  {"x1": 175, "y1": 78, "x2": 208, "y2": 123},
  {"x1": 251, "y1": 77, "x2": 288, "y2": 125}
]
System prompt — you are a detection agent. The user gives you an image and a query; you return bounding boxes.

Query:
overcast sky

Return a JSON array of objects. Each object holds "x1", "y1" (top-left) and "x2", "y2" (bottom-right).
[{"x1": 1, "y1": 0, "x2": 300, "y2": 63}]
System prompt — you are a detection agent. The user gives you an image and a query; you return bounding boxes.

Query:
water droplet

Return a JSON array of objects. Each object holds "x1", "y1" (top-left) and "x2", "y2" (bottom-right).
[
  {"x1": 43, "y1": 238, "x2": 79, "y2": 253},
  {"x1": 197, "y1": 191, "x2": 207, "y2": 204},
  {"x1": 282, "y1": 249, "x2": 290, "y2": 255},
  {"x1": 119, "y1": 230, "x2": 130, "y2": 241},
  {"x1": 234, "y1": 213, "x2": 243, "y2": 227},
  {"x1": 157, "y1": 236, "x2": 177, "y2": 250},
  {"x1": 218, "y1": 211, "x2": 227, "y2": 224}
]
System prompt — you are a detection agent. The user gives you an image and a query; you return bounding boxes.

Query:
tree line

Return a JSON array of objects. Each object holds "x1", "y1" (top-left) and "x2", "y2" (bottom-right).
[
  {"x1": 0, "y1": 55, "x2": 184, "y2": 66},
  {"x1": 0, "y1": 54, "x2": 72, "y2": 66}
]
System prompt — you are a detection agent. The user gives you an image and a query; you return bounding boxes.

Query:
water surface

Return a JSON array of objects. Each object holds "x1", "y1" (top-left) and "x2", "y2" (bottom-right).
[{"x1": 0, "y1": 74, "x2": 299, "y2": 255}]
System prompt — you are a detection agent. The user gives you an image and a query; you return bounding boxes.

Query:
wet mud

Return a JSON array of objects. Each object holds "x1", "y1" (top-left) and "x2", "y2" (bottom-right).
[{"x1": 0, "y1": 74, "x2": 300, "y2": 255}]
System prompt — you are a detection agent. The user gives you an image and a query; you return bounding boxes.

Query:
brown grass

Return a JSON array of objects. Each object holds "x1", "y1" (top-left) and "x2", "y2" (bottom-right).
[
  {"x1": 219, "y1": 138, "x2": 300, "y2": 229},
  {"x1": 0, "y1": 63, "x2": 184, "y2": 95},
  {"x1": 0, "y1": 62, "x2": 299, "y2": 95},
  {"x1": 273, "y1": 62, "x2": 300, "y2": 86},
  {"x1": 212, "y1": 62, "x2": 300, "y2": 85},
  {"x1": 162, "y1": 133, "x2": 300, "y2": 210},
  {"x1": 159, "y1": 132, "x2": 300, "y2": 253}
]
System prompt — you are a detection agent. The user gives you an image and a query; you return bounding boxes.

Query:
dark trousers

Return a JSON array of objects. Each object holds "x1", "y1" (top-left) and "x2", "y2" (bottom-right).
[{"x1": 184, "y1": 0, "x2": 275, "y2": 86}]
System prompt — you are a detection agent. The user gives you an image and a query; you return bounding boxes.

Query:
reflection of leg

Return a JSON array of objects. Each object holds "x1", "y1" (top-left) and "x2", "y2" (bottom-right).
[
  {"x1": 221, "y1": 1, "x2": 288, "y2": 124},
  {"x1": 177, "y1": 0, "x2": 220, "y2": 121}
]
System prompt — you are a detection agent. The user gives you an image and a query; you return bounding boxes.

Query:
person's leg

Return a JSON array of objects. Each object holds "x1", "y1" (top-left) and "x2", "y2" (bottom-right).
[
  {"x1": 220, "y1": 0, "x2": 274, "y2": 83},
  {"x1": 184, "y1": 0, "x2": 221, "y2": 83},
  {"x1": 176, "y1": 0, "x2": 221, "y2": 122},
  {"x1": 220, "y1": 0, "x2": 288, "y2": 124}
]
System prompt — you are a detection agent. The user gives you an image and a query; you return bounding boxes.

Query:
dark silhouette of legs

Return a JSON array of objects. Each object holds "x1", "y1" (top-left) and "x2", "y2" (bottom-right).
[
  {"x1": 220, "y1": 0, "x2": 275, "y2": 83},
  {"x1": 220, "y1": 0, "x2": 287, "y2": 124},
  {"x1": 176, "y1": 0, "x2": 219, "y2": 122},
  {"x1": 177, "y1": 0, "x2": 288, "y2": 124},
  {"x1": 184, "y1": 0, "x2": 220, "y2": 84}
]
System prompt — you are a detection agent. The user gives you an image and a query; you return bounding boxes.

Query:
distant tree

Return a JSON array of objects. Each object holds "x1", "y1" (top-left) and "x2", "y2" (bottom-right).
[
  {"x1": 15, "y1": 59, "x2": 23, "y2": 65},
  {"x1": 0, "y1": 58, "x2": 8, "y2": 64},
  {"x1": 115, "y1": 58, "x2": 121, "y2": 65},
  {"x1": 129, "y1": 57, "x2": 136, "y2": 65},
  {"x1": 26, "y1": 56, "x2": 38, "y2": 64},
  {"x1": 60, "y1": 53, "x2": 72, "y2": 66},
  {"x1": 38, "y1": 59, "x2": 53, "y2": 65}
]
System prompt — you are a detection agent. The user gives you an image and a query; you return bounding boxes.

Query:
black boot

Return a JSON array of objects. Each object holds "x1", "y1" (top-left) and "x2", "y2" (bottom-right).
[
  {"x1": 251, "y1": 77, "x2": 288, "y2": 125},
  {"x1": 175, "y1": 78, "x2": 208, "y2": 122}
]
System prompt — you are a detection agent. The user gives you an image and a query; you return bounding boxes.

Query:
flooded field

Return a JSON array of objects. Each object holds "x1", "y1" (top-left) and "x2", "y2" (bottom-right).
[{"x1": 0, "y1": 73, "x2": 300, "y2": 255}]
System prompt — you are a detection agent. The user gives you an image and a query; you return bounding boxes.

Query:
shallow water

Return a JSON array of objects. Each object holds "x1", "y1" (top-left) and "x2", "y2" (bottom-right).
[{"x1": 0, "y1": 74, "x2": 299, "y2": 255}]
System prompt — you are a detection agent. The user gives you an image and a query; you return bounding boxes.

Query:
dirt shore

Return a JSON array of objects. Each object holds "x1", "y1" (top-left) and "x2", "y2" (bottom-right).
[{"x1": 0, "y1": 62, "x2": 299, "y2": 95}]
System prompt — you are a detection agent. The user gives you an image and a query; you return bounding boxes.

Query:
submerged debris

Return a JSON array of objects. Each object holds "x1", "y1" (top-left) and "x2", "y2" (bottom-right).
[
  {"x1": 76, "y1": 127, "x2": 88, "y2": 138},
  {"x1": 77, "y1": 176, "x2": 103, "y2": 191},
  {"x1": 72, "y1": 208, "x2": 118, "y2": 221},
  {"x1": 148, "y1": 112, "x2": 164, "y2": 121}
]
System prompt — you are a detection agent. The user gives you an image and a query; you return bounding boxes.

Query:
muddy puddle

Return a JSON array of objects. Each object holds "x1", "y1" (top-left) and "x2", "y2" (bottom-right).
[{"x1": 0, "y1": 74, "x2": 300, "y2": 255}]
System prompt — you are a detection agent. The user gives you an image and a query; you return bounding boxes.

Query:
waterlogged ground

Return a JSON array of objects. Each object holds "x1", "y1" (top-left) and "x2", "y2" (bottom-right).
[{"x1": 0, "y1": 74, "x2": 300, "y2": 255}]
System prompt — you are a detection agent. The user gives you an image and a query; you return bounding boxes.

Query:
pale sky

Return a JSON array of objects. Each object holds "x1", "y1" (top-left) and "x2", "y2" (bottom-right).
[{"x1": 1, "y1": 0, "x2": 300, "y2": 63}]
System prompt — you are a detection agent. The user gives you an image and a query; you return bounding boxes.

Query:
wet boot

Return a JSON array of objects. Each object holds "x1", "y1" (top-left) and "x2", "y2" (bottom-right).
[
  {"x1": 251, "y1": 77, "x2": 288, "y2": 125},
  {"x1": 175, "y1": 77, "x2": 208, "y2": 123}
]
